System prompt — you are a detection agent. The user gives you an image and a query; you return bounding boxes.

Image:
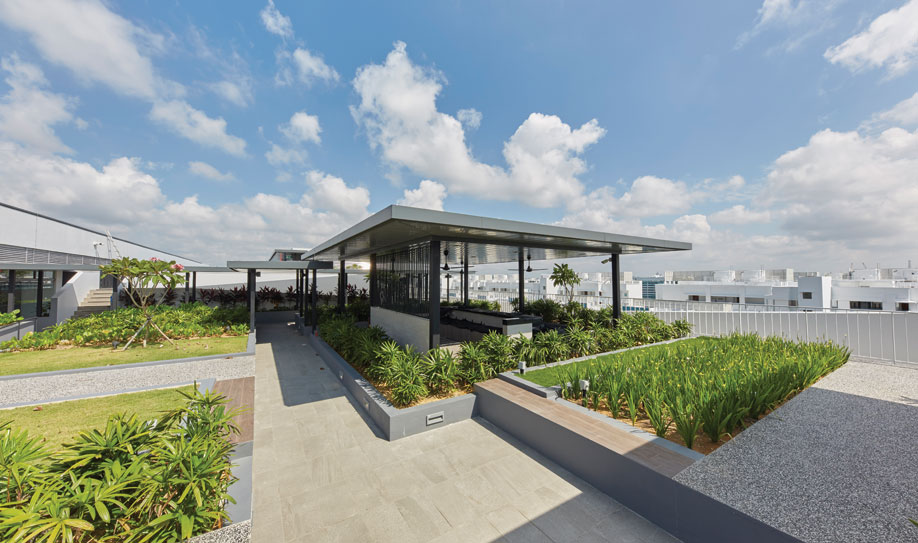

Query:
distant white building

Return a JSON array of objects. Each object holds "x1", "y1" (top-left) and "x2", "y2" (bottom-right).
[
  {"x1": 655, "y1": 268, "x2": 918, "y2": 312},
  {"x1": 458, "y1": 271, "x2": 642, "y2": 309}
]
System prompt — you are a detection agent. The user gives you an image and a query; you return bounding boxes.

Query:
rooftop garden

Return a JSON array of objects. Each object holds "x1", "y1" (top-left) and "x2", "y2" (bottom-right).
[
  {"x1": 319, "y1": 307, "x2": 691, "y2": 407},
  {"x1": 521, "y1": 333, "x2": 850, "y2": 453},
  {"x1": 0, "y1": 387, "x2": 241, "y2": 542}
]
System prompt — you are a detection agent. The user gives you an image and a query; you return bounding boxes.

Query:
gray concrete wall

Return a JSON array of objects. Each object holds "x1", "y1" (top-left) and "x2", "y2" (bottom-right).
[
  {"x1": 0, "y1": 319, "x2": 35, "y2": 343},
  {"x1": 474, "y1": 383, "x2": 801, "y2": 543},
  {"x1": 306, "y1": 327, "x2": 477, "y2": 441},
  {"x1": 370, "y1": 306, "x2": 429, "y2": 351}
]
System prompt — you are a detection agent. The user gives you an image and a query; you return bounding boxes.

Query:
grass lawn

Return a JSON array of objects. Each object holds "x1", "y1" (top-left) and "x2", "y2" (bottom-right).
[
  {"x1": 0, "y1": 386, "x2": 194, "y2": 452},
  {"x1": 0, "y1": 335, "x2": 248, "y2": 377}
]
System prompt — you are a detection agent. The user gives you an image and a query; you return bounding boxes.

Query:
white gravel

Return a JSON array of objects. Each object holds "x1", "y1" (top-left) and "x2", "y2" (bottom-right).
[{"x1": 0, "y1": 355, "x2": 255, "y2": 408}]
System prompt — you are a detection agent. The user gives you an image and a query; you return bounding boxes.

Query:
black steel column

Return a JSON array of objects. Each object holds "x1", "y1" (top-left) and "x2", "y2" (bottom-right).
[
  {"x1": 429, "y1": 240, "x2": 441, "y2": 350},
  {"x1": 611, "y1": 254, "x2": 621, "y2": 324},
  {"x1": 184, "y1": 272, "x2": 190, "y2": 303},
  {"x1": 36, "y1": 271, "x2": 44, "y2": 317},
  {"x1": 336, "y1": 260, "x2": 345, "y2": 312},
  {"x1": 463, "y1": 256, "x2": 469, "y2": 306},
  {"x1": 247, "y1": 268, "x2": 256, "y2": 331},
  {"x1": 518, "y1": 249, "x2": 525, "y2": 313},
  {"x1": 295, "y1": 270, "x2": 301, "y2": 314},
  {"x1": 6, "y1": 269, "x2": 15, "y2": 313},
  {"x1": 311, "y1": 269, "x2": 318, "y2": 332},
  {"x1": 191, "y1": 272, "x2": 197, "y2": 302},
  {"x1": 369, "y1": 254, "x2": 378, "y2": 307}
]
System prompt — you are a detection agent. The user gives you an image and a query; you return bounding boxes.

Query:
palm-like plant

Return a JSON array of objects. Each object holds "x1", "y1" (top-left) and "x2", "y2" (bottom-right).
[{"x1": 549, "y1": 263, "x2": 581, "y2": 304}]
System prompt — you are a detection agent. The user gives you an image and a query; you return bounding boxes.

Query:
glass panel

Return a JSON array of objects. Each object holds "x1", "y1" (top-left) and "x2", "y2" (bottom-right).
[{"x1": 375, "y1": 244, "x2": 431, "y2": 317}]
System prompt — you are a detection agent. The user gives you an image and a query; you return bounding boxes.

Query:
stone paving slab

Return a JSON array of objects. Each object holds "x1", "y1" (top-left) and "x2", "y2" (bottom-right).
[
  {"x1": 250, "y1": 323, "x2": 680, "y2": 543},
  {"x1": 675, "y1": 359, "x2": 918, "y2": 543}
]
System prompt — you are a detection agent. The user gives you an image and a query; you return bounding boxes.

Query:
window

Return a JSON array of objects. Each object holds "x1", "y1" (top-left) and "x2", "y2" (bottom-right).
[
  {"x1": 897, "y1": 302, "x2": 910, "y2": 311},
  {"x1": 688, "y1": 295, "x2": 703, "y2": 302},
  {"x1": 788, "y1": 300, "x2": 797, "y2": 307},
  {"x1": 711, "y1": 296, "x2": 740, "y2": 303},
  {"x1": 802, "y1": 292, "x2": 812, "y2": 300},
  {"x1": 849, "y1": 301, "x2": 882, "y2": 310},
  {"x1": 745, "y1": 297, "x2": 765, "y2": 305}
]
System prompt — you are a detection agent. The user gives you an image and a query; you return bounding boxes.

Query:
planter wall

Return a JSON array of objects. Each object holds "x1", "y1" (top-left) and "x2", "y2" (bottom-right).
[
  {"x1": 0, "y1": 319, "x2": 35, "y2": 344},
  {"x1": 306, "y1": 329, "x2": 477, "y2": 441}
]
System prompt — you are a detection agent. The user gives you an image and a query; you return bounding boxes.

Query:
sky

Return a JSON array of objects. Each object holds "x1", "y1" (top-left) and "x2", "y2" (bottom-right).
[{"x1": 0, "y1": 0, "x2": 917, "y2": 274}]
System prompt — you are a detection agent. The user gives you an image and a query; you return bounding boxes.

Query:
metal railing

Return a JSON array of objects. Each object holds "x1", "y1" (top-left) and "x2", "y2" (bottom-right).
[{"x1": 449, "y1": 291, "x2": 918, "y2": 365}]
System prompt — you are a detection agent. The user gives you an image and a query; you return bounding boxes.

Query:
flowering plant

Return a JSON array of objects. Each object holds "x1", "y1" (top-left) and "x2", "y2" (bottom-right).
[{"x1": 100, "y1": 257, "x2": 187, "y2": 348}]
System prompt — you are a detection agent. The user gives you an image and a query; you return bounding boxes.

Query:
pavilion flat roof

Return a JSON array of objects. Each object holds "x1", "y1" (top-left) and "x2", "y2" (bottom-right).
[
  {"x1": 226, "y1": 260, "x2": 334, "y2": 271},
  {"x1": 301, "y1": 205, "x2": 692, "y2": 266}
]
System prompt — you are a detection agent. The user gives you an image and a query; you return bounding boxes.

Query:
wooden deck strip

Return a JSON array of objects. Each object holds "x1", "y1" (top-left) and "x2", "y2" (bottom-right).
[
  {"x1": 477, "y1": 379, "x2": 695, "y2": 477},
  {"x1": 213, "y1": 377, "x2": 254, "y2": 444}
]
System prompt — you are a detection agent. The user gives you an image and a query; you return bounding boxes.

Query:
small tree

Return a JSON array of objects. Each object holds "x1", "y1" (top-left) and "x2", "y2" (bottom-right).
[
  {"x1": 100, "y1": 257, "x2": 186, "y2": 349},
  {"x1": 550, "y1": 263, "x2": 581, "y2": 304}
]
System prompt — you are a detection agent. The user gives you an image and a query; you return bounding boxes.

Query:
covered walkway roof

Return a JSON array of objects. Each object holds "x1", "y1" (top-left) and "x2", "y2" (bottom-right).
[{"x1": 302, "y1": 205, "x2": 691, "y2": 265}]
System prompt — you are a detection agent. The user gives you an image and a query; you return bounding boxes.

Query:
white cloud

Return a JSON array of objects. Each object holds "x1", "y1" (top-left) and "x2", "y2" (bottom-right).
[
  {"x1": 351, "y1": 41, "x2": 605, "y2": 208},
  {"x1": 398, "y1": 180, "x2": 447, "y2": 211},
  {"x1": 302, "y1": 171, "x2": 371, "y2": 219},
  {"x1": 0, "y1": 0, "x2": 166, "y2": 100},
  {"x1": 149, "y1": 100, "x2": 247, "y2": 156},
  {"x1": 209, "y1": 80, "x2": 252, "y2": 107},
  {"x1": 457, "y1": 108, "x2": 482, "y2": 130},
  {"x1": 0, "y1": 141, "x2": 370, "y2": 263},
  {"x1": 260, "y1": 0, "x2": 293, "y2": 40},
  {"x1": 864, "y1": 91, "x2": 918, "y2": 128},
  {"x1": 562, "y1": 176, "x2": 699, "y2": 230},
  {"x1": 824, "y1": 0, "x2": 918, "y2": 76},
  {"x1": 280, "y1": 111, "x2": 321, "y2": 144},
  {"x1": 762, "y1": 126, "x2": 918, "y2": 249},
  {"x1": 709, "y1": 205, "x2": 772, "y2": 224},
  {"x1": 0, "y1": 54, "x2": 76, "y2": 153},
  {"x1": 0, "y1": 0, "x2": 251, "y2": 154},
  {"x1": 188, "y1": 161, "x2": 234, "y2": 181},
  {"x1": 737, "y1": 0, "x2": 841, "y2": 51},
  {"x1": 265, "y1": 142, "x2": 306, "y2": 166},
  {"x1": 277, "y1": 48, "x2": 339, "y2": 87}
]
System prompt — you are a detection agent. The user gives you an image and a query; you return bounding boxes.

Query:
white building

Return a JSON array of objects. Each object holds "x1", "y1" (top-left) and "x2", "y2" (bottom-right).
[{"x1": 654, "y1": 268, "x2": 918, "y2": 312}]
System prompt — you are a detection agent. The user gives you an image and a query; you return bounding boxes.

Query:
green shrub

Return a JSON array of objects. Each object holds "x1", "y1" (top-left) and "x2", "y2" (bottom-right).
[
  {"x1": 0, "y1": 388, "x2": 240, "y2": 542},
  {"x1": 0, "y1": 303, "x2": 248, "y2": 351},
  {"x1": 545, "y1": 334, "x2": 848, "y2": 450},
  {"x1": 0, "y1": 310, "x2": 23, "y2": 327}
]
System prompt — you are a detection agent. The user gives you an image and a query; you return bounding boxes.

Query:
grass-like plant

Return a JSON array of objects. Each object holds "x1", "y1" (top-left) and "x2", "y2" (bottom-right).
[
  {"x1": 528, "y1": 334, "x2": 849, "y2": 451},
  {"x1": 0, "y1": 388, "x2": 241, "y2": 542}
]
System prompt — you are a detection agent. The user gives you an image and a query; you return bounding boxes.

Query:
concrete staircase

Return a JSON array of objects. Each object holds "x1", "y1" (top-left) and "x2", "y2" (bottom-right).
[{"x1": 72, "y1": 288, "x2": 113, "y2": 318}]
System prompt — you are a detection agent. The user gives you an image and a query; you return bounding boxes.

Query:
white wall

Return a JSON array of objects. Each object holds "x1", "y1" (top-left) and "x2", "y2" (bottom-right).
[
  {"x1": 0, "y1": 204, "x2": 197, "y2": 264},
  {"x1": 370, "y1": 306, "x2": 429, "y2": 351},
  {"x1": 51, "y1": 270, "x2": 100, "y2": 322}
]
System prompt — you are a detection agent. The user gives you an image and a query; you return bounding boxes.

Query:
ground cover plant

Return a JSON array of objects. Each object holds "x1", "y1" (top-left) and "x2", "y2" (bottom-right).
[
  {"x1": 0, "y1": 336, "x2": 247, "y2": 377},
  {"x1": 0, "y1": 387, "x2": 241, "y2": 542},
  {"x1": 522, "y1": 333, "x2": 849, "y2": 451},
  {"x1": 0, "y1": 386, "x2": 194, "y2": 451},
  {"x1": 0, "y1": 303, "x2": 248, "y2": 352},
  {"x1": 318, "y1": 308, "x2": 690, "y2": 407}
]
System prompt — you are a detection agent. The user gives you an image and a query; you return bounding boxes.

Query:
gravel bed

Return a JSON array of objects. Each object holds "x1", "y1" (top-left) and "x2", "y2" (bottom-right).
[
  {"x1": 188, "y1": 521, "x2": 250, "y2": 543},
  {"x1": 675, "y1": 360, "x2": 918, "y2": 543},
  {"x1": 0, "y1": 355, "x2": 255, "y2": 407}
]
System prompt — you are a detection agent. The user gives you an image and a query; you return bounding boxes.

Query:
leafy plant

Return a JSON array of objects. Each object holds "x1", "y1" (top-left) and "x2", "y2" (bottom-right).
[
  {"x1": 550, "y1": 263, "x2": 581, "y2": 304},
  {"x1": 0, "y1": 310, "x2": 23, "y2": 327},
  {"x1": 0, "y1": 388, "x2": 240, "y2": 543}
]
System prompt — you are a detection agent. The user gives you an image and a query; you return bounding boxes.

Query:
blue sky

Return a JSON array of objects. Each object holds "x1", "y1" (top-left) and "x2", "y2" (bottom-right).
[{"x1": 1, "y1": 0, "x2": 917, "y2": 272}]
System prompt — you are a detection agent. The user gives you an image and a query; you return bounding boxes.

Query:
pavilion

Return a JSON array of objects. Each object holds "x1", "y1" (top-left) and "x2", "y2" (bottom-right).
[{"x1": 300, "y1": 206, "x2": 691, "y2": 350}]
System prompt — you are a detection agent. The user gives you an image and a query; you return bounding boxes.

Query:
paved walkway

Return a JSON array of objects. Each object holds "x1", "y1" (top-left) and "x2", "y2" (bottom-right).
[
  {"x1": 676, "y1": 358, "x2": 918, "y2": 543},
  {"x1": 250, "y1": 323, "x2": 678, "y2": 543}
]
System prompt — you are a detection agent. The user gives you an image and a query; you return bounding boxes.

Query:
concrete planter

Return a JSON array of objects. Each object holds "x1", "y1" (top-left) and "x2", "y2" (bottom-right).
[
  {"x1": 0, "y1": 319, "x2": 36, "y2": 344},
  {"x1": 306, "y1": 329, "x2": 478, "y2": 441}
]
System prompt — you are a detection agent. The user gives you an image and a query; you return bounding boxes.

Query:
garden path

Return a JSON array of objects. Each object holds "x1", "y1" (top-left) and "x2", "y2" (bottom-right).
[
  {"x1": 675, "y1": 358, "x2": 918, "y2": 543},
  {"x1": 250, "y1": 323, "x2": 680, "y2": 543}
]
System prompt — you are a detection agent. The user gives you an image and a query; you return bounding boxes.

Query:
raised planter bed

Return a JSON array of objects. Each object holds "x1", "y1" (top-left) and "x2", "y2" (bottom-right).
[
  {"x1": 306, "y1": 328, "x2": 477, "y2": 441},
  {"x1": 0, "y1": 319, "x2": 35, "y2": 344}
]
